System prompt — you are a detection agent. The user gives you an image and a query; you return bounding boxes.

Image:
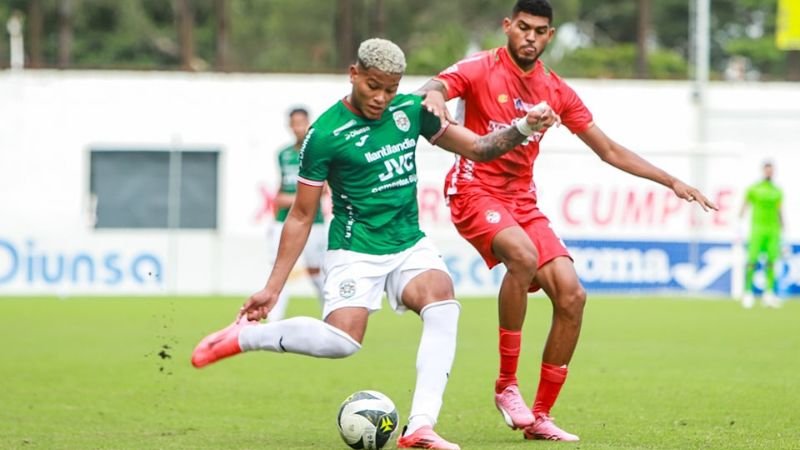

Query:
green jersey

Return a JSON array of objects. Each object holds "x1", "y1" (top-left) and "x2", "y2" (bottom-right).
[
  {"x1": 275, "y1": 145, "x2": 324, "y2": 223},
  {"x1": 745, "y1": 180, "x2": 782, "y2": 233},
  {"x1": 298, "y1": 93, "x2": 443, "y2": 254}
]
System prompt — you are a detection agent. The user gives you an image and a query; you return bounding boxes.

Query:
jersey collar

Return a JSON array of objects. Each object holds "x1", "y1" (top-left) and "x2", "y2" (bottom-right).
[
  {"x1": 341, "y1": 96, "x2": 365, "y2": 117},
  {"x1": 499, "y1": 46, "x2": 542, "y2": 77}
]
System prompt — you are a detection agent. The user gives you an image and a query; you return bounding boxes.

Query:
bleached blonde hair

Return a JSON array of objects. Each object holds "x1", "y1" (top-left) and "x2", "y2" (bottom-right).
[{"x1": 357, "y1": 38, "x2": 406, "y2": 75}]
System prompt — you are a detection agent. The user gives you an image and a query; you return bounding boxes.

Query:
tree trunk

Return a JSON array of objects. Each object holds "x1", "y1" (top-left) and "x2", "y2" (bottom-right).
[
  {"x1": 27, "y1": 0, "x2": 43, "y2": 68},
  {"x1": 335, "y1": 0, "x2": 355, "y2": 69},
  {"x1": 636, "y1": 0, "x2": 651, "y2": 79},
  {"x1": 369, "y1": 0, "x2": 386, "y2": 37},
  {"x1": 175, "y1": 0, "x2": 195, "y2": 71},
  {"x1": 788, "y1": 51, "x2": 800, "y2": 82},
  {"x1": 58, "y1": 0, "x2": 72, "y2": 69},
  {"x1": 215, "y1": 0, "x2": 229, "y2": 71}
]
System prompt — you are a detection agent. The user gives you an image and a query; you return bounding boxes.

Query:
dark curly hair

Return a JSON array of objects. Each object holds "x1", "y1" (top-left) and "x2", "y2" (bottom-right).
[{"x1": 513, "y1": 0, "x2": 553, "y2": 23}]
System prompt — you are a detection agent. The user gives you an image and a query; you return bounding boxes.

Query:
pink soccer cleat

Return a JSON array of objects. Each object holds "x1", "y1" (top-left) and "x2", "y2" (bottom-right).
[
  {"x1": 494, "y1": 385, "x2": 535, "y2": 429},
  {"x1": 397, "y1": 426, "x2": 461, "y2": 449},
  {"x1": 523, "y1": 414, "x2": 580, "y2": 441},
  {"x1": 191, "y1": 318, "x2": 257, "y2": 368}
]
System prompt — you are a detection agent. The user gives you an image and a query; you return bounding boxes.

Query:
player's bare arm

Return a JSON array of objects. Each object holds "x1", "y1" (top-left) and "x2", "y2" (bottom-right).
[
  {"x1": 578, "y1": 124, "x2": 718, "y2": 212},
  {"x1": 416, "y1": 79, "x2": 454, "y2": 127},
  {"x1": 436, "y1": 102, "x2": 559, "y2": 162},
  {"x1": 241, "y1": 182, "x2": 323, "y2": 321}
]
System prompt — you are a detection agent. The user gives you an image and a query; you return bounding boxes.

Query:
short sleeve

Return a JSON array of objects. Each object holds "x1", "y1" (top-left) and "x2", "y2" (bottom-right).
[
  {"x1": 745, "y1": 186, "x2": 755, "y2": 204},
  {"x1": 297, "y1": 127, "x2": 330, "y2": 187},
  {"x1": 434, "y1": 52, "x2": 488, "y2": 100},
  {"x1": 419, "y1": 104, "x2": 446, "y2": 143},
  {"x1": 555, "y1": 78, "x2": 594, "y2": 134}
]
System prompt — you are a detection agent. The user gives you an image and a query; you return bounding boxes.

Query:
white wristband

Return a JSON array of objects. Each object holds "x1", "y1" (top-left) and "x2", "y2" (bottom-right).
[{"x1": 515, "y1": 117, "x2": 534, "y2": 136}]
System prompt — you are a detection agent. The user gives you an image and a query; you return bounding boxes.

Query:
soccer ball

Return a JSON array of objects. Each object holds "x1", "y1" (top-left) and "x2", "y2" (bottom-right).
[{"x1": 336, "y1": 390, "x2": 399, "y2": 450}]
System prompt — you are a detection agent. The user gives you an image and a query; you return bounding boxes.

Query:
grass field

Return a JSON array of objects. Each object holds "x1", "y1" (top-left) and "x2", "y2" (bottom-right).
[{"x1": 1, "y1": 295, "x2": 798, "y2": 450}]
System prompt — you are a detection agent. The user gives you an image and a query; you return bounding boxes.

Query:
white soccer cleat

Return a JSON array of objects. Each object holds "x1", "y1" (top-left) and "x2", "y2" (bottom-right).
[
  {"x1": 762, "y1": 292, "x2": 782, "y2": 308},
  {"x1": 741, "y1": 293, "x2": 755, "y2": 309}
]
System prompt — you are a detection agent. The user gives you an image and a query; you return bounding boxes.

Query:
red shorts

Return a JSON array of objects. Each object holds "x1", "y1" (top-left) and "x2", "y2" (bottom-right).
[{"x1": 448, "y1": 191, "x2": 571, "y2": 291}]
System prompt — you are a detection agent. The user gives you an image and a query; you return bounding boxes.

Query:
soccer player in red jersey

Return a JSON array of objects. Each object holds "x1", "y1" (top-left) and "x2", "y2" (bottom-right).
[{"x1": 417, "y1": 0, "x2": 718, "y2": 441}]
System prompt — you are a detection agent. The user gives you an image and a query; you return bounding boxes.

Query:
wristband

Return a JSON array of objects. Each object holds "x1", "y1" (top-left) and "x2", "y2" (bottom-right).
[{"x1": 514, "y1": 117, "x2": 534, "y2": 136}]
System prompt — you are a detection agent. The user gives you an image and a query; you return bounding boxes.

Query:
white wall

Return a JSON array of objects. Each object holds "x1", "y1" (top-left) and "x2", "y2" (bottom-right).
[{"x1": 1, "y1": 70, "x2": 798, "y2": 296}]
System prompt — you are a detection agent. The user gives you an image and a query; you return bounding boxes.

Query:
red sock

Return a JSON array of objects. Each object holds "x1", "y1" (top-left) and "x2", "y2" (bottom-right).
[
  {"x1": 495, "y1": 327, "x2": 521, "y2": 394},
  {"x1": 532, "y1": 363, "x2": 568, "y2": 416}
]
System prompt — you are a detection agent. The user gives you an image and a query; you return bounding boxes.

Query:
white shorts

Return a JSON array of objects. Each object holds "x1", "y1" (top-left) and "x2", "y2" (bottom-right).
[
  {"x1": 321, "y1": 236, "x2": 452, "y2": 319},
  {"x1": 269, "y1": 222, "x2": 327, "y2": 269}
]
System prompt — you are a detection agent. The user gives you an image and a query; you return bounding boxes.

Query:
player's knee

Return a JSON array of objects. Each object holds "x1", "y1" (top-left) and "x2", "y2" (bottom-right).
[
  {"x1": 321, "y1": 329, "x2": 362, "y2": 358},
  {"x1": 313, "y1": 319, "x2": 362, "y2": 358},
  {"x1": 504, "y1": 249, "x2": 538, "y2": 279},
  {"x1": 554, "y1": 286, "x2": 586, "y2": 322}
]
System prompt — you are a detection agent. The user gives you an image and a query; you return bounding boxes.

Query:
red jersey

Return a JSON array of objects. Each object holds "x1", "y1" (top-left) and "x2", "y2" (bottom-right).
[{"x1": 436, "y1": 47, "x2": 594, "y2": 198}]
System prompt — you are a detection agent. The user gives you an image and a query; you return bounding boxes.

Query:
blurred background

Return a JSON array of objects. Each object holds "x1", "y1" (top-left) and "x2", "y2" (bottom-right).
[
  {"x1": 1, "y1": 0, "x2": 799, "y2": 79},
  {"x1": 1, "y1": 0, "x2": 799, "y2": 299}
]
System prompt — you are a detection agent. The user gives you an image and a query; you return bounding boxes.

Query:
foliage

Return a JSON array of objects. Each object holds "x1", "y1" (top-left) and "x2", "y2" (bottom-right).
[
  {"x1": 0, "y1": 0, "x2": 793, "y2": 79},
  {"x1": 548, "y1": 44, "x2": 688, "y2": 79},
  {"x1": 725, "y1": 36, "x2": 786, "y2": 79}
]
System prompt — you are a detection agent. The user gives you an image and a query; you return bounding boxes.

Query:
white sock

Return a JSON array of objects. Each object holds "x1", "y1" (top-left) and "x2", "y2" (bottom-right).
[
  {"x1": 268, "y1": 289, "x2": 290, "y2": 322},
  {"x1": 238, "y1": 316, "x2": 361, "y2": 358},
  {"x1": 405, "y1": 300, "x2": 460, "y2": 435}
]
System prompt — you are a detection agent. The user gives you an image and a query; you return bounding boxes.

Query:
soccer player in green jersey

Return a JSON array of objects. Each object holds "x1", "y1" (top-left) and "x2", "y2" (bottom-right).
[
  {"x1": 268, "y1": 107, "x2": 327, "y2": 321},
  {"x1": 740, "y1": 161, "x2": 784, "y2": 308},
  {"x1": 192, "y1": 38, "x2": 559, "y2": 449}
]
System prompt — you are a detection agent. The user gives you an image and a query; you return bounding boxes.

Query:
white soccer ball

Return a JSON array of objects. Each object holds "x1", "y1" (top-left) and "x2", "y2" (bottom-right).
[{"x1": 337, "y1": 390, "x2": 399, "y2": 450}]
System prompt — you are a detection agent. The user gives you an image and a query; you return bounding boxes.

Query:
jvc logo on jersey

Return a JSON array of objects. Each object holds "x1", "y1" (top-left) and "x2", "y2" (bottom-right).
[{"x1": 378, "y1": 151, "x2": 415, "y2": 182}]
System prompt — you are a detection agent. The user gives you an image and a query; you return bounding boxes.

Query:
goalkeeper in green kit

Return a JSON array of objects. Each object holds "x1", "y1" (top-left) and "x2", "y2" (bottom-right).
[{"x1": 740, "y1": 161, "x2": 784, "y2": 308}]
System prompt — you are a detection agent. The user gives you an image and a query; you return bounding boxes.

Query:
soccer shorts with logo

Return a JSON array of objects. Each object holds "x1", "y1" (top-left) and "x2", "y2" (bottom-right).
[
  {"x1": 321, "y1": 236, "x2": 452, "y2": 319},
  {"x1": 448, "y1": 191, "x2": 570, "y2": 292}
]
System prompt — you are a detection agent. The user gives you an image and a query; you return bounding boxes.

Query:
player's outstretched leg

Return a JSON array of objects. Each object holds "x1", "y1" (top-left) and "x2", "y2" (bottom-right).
[
  {"x1": 398, "y1": 300, "x2": 461, "y2": 450},
  {"x1": 191, "y1": 318, "x2": 257, "y2": 368},
  {"x1": 191, "y1": 316, "x2": 361, "y2": 368}
]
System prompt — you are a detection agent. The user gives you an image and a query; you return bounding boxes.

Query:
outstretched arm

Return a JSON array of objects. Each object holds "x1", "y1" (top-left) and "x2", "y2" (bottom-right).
[
  {"x1": 415, "y1": 79, "x2": 455, "y2": 127},
  {"x1": 577, "y1": 124, "x2": 718, "y2": 211},
  {"x1": 434, "y1": 102, "x2": 559, "y2": 162},
  {"x1": 414, "y1": 78, "x2": 448, "y2": 98},
  {"x1": 240, "y1": 182, "x2": 323, "y2": 321}
]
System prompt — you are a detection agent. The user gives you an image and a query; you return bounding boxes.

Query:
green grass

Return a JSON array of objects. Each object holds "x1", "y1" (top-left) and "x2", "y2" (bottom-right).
[{"x1": 0, "y1": 296, "x2": 798, "y2": 449}]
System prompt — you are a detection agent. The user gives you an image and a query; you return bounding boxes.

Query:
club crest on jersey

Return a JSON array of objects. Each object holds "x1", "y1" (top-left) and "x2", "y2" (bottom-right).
[
  {"x1": 514, "y1": 98, "x2": 536, "y2": 112},
  {"x1": 393, "y1": 110, "x2": 410, "y2": 132},
  {"x1": 498, "y1": 94, "x2": 509, "y2": 103},
  {"x1": 485, "y1": 210, "x2": 501, "y2": 224},
  {"x1": 339, "y1": 279, "x2": 356, "y2": 298}
]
